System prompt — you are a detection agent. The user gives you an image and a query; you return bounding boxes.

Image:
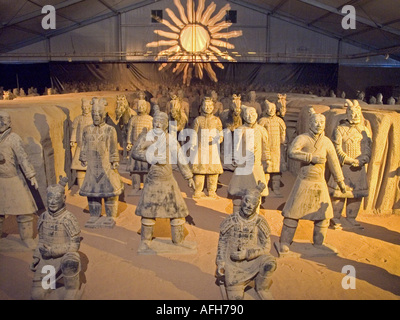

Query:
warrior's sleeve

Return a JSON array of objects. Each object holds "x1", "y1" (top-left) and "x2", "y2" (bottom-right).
[
  {"x1": 109, "y1": 126, "x2": 120, "y2": 163},
  {"x1": 33, "y1": 212, "x2": 46, "y2": 259},
  {"x1": 326, "y1": 137, "x2": 345, "y2": 183},
  {"x1": 176, "y1": 139, "x2": 193, "y2": 180},
  {"x1": 131, "y1": 131, "x2": 149, "y2": 163},
  {"x1": 288, "y1": 135, "x2": 312, "y2": 163},
  {"x1": 79, "y1": 127, "x2": 89, "y2": 163},
  {"x1": 191, "y1": 117, "x2": 200, "y2": 148},
  {"x1": 11, "y1": 133, "x2": 36, "y2": 179},
  {"x1": 63, "y1": 212, "x2": 81, "y2": 253},
  {"x1": 332, "y1": 126, "x2": 350, "y2": 165},
  {"x1": 215, "y1": 117, "x2": 224, "y2": 143},
  {"x1": 260, "y1": 126, "x2": 271, "y2": 161},
  {"x1": 126, "y1": 116, "x2": 134, "y2": 145},
  {"x1": 257, "y1": 217, "x2": 272, "y2": 252},
  {"x1": 70, "y1": 116, "x2": 79, "y2": 142},
  {"x1": 278, "y1": 118, "x2": 287, "y2": 145},
  {"x1": 216, "y1": 217, "x2": 234, "y2": 266}
]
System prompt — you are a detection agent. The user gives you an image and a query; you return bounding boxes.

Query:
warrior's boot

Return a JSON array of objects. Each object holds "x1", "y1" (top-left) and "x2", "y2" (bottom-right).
[
  {"x1": 61, "y1": 253, "x2": 81, "y2": 300},
  {"x1": 17, "y1": 214, "x2": 36, "y2": 249},
  {"x1": 139, "y1": 218, "x2": 155, "y2": 250},
  {"x1": 330, "y1": 198, "x2": 345, "y2": 230},
  {"x1": 255, "y1": 274, "x2": 274, "y2": 300},
  {"x1": 207, "y1": 174, "x2": 220, "y2": 199},
  {"x1": 313, "y1": 219, "x2": 337, "y2": 254},
  {"x1": 226, "y1": 285, "x2": 245, "y2": 300},
  {"x1": 104, "y1": 196, "x2": 118, "y2": 227},
  {"x1": 86, "y1": 197, "x2": 102, "y2": 228},
  {"x1": 276, "y1": 218, "x2": 298, "y2": 255},
  {"x1": 171, "y1": 218, "x2": 185, "y2": 245},
  {"x1": 171, "y1": 218, "x2": 196, "y2": 249},
  {"x1": 346, "y1": 198, "x2": 363, "y2": 229},
  {"x1": 193, "y1": 175, "x2": 206, "y2": 199}
]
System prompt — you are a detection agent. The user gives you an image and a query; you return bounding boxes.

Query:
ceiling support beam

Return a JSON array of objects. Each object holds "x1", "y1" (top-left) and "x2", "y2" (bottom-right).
[
  {"x1": 1, "y1": 0, "x2": 84, "y2": 29},
  {"x1": 298, "y1": 0, "x2": 400, "y2": 36}
]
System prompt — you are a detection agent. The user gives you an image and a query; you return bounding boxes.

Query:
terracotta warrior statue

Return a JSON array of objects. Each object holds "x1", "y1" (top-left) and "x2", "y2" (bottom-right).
[
  {"x1": 220, "y1": 94, "x2": 243, "y2": 171},
  {"x1": 168, "y1": 95, "x2": 188, "y2": 133},
  {"x1": 30, "y1": 177, "x2": 82, "y2": 300},
  {"x1": 191, "y1": 97, "x2": 224, "y2": 199},
  {"x1": 258, "y1": 100, "x2": 287, "y2": 197},
  {"x1": 244, "y1": 91, "x2": 262, "y2": 119},
  {"x1": 132, "y1": 107, "x2": 195, "y2": 252},
  {"x1": 115, "y1": 94, "x2": 136, "y2": 160},
  {"x1": 126, "y1": 99, "x2": 153, "y2": 195},
  {"x1": 211, "y1": 90, "x2": 224, "y2": 117},
  {"x1": 328, "y1": 100, "x2": 372, "y2": 230},
  {"x1": 133, "y1": 91, "x2": 151, "y2": 115},
  {"x1": 216, "y1": 181, "x2": 277, "y2": 300},
  {"x1": 70, "y1": 98, "x2": 93, "y2": 190},
  {"x1": 0, "y1": 110, "x2": 39, "y2": 249},
  {"x1": 79, "y1": 97, "x2": 124, "y2": 229},
  {"x1": 220, "y1": 94, "x2": 243, "y2": 132},
  {"x1": 275, "y1": 109, "x2": 346, "y2": 256},
  {"x1": 228, "y1": 106, "x2": 271, "y2": 212}
]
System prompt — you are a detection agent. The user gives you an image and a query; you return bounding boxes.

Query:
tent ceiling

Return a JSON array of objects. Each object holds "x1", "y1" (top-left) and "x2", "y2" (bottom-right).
[{"x1": 0, "y1": 0, "x2": 399, "y2": 61}]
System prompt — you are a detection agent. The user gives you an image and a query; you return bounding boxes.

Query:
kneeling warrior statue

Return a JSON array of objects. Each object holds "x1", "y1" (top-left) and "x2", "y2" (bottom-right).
[
  {"x1": 30, "y1": 177, "x2": 82, "y2": 300},
  {"x1": 216, "y1": 181, "x2": 277, "y2": 300}
]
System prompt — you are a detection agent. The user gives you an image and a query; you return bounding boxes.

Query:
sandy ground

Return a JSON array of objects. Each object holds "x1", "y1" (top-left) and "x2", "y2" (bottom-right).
[{"x1": 1, "y1": 167, "x2": 400, "y2": 300}]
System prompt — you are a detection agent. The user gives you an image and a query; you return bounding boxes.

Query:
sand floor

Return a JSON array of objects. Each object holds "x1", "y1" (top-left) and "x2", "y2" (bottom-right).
[{"x1": 1, "y1": 168, "x2": 400, "y2": 300}]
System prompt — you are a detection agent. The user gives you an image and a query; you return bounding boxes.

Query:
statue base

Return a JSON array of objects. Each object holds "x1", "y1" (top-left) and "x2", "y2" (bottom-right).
[
  {"x1": 274, "y1": 240, "x2": 338, "y2": 258},
  {"x1": 85, "y1": 216, "x2": 116, "y2": 229},
  {"x1": 137, "y1": 238, "x2": 197, "y2": 255},
  {"x1": 0, "y1": 235, "x2": 37, "y2": 252}
]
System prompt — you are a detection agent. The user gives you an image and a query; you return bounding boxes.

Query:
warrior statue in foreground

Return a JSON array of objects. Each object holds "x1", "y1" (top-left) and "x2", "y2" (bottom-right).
[
  {"x1": 216, "y1": 182, "x2": 277, "y2": 300},
  {"x1": 30, "y1": 177, "x2": 82, "y2": 300}
]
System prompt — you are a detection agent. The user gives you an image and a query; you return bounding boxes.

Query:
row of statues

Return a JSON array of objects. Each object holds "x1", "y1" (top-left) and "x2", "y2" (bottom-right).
[{"x1": 0, "y1": 91, "x2": 372, "y2": 300}]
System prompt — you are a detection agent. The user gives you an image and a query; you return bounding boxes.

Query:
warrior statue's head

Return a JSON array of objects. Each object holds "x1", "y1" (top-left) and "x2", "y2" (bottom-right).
[
  {"x1": 309, "y1": 108, "x2": 326, "y2": 136},
  {"x1": 47, "y1": 176, "x2": 68, "y2": 215},
  {"x1": 91, "y1": 97, "x2": 108, "y2": 126},
  {"x1": 345, "y1": 99, "x2": 362, "y2": 125},
  {"x1": 240, "y1": 181, "x2": 266, "y2": 219}
]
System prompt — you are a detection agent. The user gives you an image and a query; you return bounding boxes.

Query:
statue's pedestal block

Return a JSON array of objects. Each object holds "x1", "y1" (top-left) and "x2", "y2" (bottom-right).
[
  {"x1": 0, "y1": 235, "x2": 37, "y2": 252},
  {"x1": 85, "y1": 216, "x2": 116, "y2": 229},
  {"x1": 274, "y1": 240, "x2": 338, "y2": 258},
  {"x1": 137, "y1": 238, "x2": 197, "y2": 255}
]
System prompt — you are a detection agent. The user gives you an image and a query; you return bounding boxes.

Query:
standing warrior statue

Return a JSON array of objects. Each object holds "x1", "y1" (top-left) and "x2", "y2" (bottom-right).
[
  {"x1": 0, "y1": 110, "x2": 39, "y2": 249},
  {"x1": 132, "y1": 107, "x2": 195, "y2": 252},
  {"x1": 112, "y1": 94, "x2": 137, "y2": 161},
  {"x1": 30, "y1": 177, "x2": 82, "y2": 300},
  {"x1": 275, "y1": 109, "x2": 346, "y2": 257},
  {"x1": 216, "y1": 181, "x2": 277, "y2": 300},
  {"x1": 70, "y1": 98, "x2": 93, "y2": 190},
  {"x1": 228, "y1": 106, "x2": 271, "y2": 213},
  {"x1": 126, "y1": 99, "x2": 153, "y2": 196},
  {"x1": 79, "y1": 97, "x2": 124, "y2": 229},
  {"x1": 328, "y1": 100, "x2": 372, "y2": 230},
  {"x1": 258, "y1": 100, "x2": 287, "y2": 197},
  {"x1": 191, "y1": 97, "x2": 224, "y2": 199},
  {"x1": 244, "y1": 91, "x2": 262, "y2": 119}
]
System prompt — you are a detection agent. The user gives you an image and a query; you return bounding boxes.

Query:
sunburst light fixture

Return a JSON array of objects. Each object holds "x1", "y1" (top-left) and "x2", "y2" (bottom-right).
[{"x1": 146, "y1": 0, "x2": 243, "y2": 85}]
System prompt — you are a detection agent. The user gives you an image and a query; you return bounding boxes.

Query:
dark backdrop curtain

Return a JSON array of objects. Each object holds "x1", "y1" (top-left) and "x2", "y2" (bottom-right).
[{"x1": 49, "y1": 62, "x2": 338, "y2": 93}]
